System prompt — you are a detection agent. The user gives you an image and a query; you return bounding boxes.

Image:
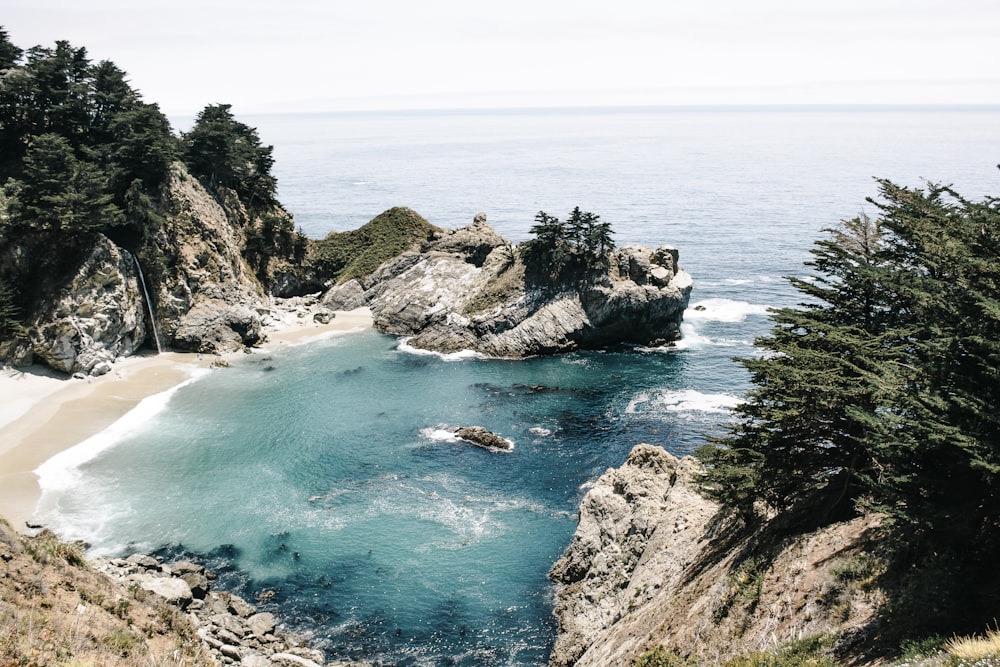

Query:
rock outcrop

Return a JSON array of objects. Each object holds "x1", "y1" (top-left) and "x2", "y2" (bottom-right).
[
  {"x1": 323, "y1": 214, "x2": 693, "y2": 357},
  {"x1": 152, "y1": 166, "x2": 266, "y2": 354},
  {"x1": 550, "y1": 445, "x2": 883, "y2": 666},
  {"x1": 26, "y1": 235, "x2": 147, "y2": 375},
  {"x1": 455, "y1": 426, "x2": 513, "y2": 451}
]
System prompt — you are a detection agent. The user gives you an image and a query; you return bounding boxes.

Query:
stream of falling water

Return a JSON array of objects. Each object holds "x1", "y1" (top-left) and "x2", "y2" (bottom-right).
[{"x1": 132, "y1": 254, "x2": 163, "y2": 353}]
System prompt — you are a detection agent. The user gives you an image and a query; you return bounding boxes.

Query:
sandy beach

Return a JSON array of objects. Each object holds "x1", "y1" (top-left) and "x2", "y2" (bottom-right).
[{"x1": 0, "y1": 307, "x2": 373, "y2": 532}]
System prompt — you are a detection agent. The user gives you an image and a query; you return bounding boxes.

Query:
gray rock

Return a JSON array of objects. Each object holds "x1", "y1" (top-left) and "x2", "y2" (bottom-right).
[
  {"x1": 341, "y1": 215, "x2": 691, "y2": 357},
  {"x1": 271, "y1": 653, "x2": 322, "y2": 667},
  {"x1": 179, "y1": 571, "x2": 211, "y2": 599},
  {"x1": 225, "y1": 592, "x2": 257, "y2": 618},
  {"x1": 172, "y1": 302, "x2": 262, "y2": 353},
  {"x1": 211, "y1": 612, "x2": 249, "y2": 637},
  {"x1": 455, "y1": 426, "x2": 513, "y2": 451},
  {"x1": 127, "y1": 553, "x2": 162, "y2": 571},
  {"x1": 221, "y1": 644, "x2": 244, "y2": 660},
  {"x1": 139, "y1": 576, "x2": 193, "y2": 609},
  {"x1": 90, "y1": 360, "x2": 113, "y2": 376},
  {"x1": 286, "y1": 648, "x2": 325, "y2": 664},
  {"x1": 321, "y1": 279, "x2": 366, "y2": 311},
  {"x1": 241, "y1": 652, "x2": 273, "y2": 667},
  {"x1": 548, "y1": 445, "x2": 716, "y2": 667},
  {"x1": 28, "y1": 236, "x2": 147, "y2": 374},
  {"x1": 247, "y1": 612, "x2": 277, "y2": 638},
  {"x1": 171, "y1": 560, "x2": 206, "y2": 576},
  {"x1": 312, "y1": 310, "x2": 335, "y2": 324}
]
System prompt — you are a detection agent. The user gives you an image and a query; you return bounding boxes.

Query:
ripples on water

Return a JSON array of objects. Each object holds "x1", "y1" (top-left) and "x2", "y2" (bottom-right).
[{"x1": 43, "y1": 107, "x2": 1000, "y2": 665}]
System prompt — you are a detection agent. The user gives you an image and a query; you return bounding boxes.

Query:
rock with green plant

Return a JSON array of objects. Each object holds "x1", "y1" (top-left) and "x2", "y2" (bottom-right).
[{"x1": 324, "y1": 210, "x2": 692, "y2": 357}]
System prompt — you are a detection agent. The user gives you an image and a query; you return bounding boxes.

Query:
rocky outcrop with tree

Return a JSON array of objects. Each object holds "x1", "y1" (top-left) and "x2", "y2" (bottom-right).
[{"x1": 325, "y1": 211, "x2": 693, "y2": 357}]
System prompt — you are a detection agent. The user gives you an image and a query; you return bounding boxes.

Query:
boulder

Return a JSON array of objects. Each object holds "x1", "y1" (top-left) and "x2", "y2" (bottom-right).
[
  {"x1": 321, "y1": 279, "x2": 367, "y2": 311},
  {"x1": 272, "y1": 653, "x2": 322, "y2": 667},
  {"x1": 172, "y1": 301, "x2": 262, "y2": 353},
  {"x1": 247, "y1": 611, "x2": 277, "y2": 638},
  {"x1": 455, "y1": 426, "x2": 513, "y2": 451},
  {"x1": 139, "y1": 576, "x2": 193, "y2": 609}
]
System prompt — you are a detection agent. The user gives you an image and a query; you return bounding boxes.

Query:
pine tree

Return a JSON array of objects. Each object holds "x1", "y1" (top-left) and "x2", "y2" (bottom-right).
[{"x1": 700, "y1": 214, "x2": 889, "y2": 521}]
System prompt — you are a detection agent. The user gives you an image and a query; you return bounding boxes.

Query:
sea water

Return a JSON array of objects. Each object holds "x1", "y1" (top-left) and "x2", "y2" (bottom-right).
[{"x1": 37, "y1": 107, "x2": 1000, "y2": 665}]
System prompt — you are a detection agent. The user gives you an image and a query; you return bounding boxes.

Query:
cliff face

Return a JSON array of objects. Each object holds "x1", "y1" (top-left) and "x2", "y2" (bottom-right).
[
  {"x1": 25, "y1": 235, "x2": 147, "y2": 375},
  {"x1": 550, "y1": 445, "x2": 883, "y2": 666},
  {"x1": 1, "y1": 163, "x2": 277, "y2": 372},
  {"x1": 324, "y1": 214, "x2": 693, "y2": 357},
  {"x1": 150, "y1": 166, "x2": 266, "y2": 354}
]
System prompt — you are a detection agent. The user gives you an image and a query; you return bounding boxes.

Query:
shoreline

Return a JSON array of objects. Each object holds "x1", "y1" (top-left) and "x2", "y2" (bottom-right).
[{"x1": 0, "y1": 307, "x2": 374, "y2": 532}]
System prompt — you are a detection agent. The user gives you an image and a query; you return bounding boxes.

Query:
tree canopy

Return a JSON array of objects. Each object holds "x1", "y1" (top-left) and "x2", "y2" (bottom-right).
[
  {"x1": 519, "y1": 206, "x2": 615, "y2": 286},
  {"x1": 181, "y1": 103, "x2": 277, "y2": 212},
  {"x1": 698, "y1": 175, "x2": 1000, "y2": 636}
]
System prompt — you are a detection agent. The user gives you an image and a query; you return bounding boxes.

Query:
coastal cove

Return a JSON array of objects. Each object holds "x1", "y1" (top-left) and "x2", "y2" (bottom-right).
[{"x1": 2, "y1": 107, "x2": 999, "y2": 665}]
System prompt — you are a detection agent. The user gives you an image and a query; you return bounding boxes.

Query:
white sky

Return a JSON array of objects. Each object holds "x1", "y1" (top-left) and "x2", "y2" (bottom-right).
[{"x1": 4, "y1": 0, "x2": 999, "y2": 115}]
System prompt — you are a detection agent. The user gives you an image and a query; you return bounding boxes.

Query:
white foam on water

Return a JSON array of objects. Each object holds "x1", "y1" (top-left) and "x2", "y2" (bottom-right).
[
  {"x1": 670, "y1": 322, "x2": 712, "y2": 351},
  {"x1": 35, "y1": 372, "x2": 207, "y2": 495},
  {"x1": 419, "y1": 426, "x2": 461, "y2": 442},
  {"x1": 684, "y1": 298, "x2": 771, "y2": 323},
  {"x1": 626, "y1": 388, "x2": 742, "y2": 417},
  {"x1": 397, "y1": 337, "x2": 485, "y2": 361},
  {"x1": 528, "y1": 426, "x2": 552, "y2": 437}
]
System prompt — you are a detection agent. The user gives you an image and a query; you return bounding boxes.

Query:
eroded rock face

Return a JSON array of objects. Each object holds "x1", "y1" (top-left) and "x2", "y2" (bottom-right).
[
  {"x1": 333, "y1": 214, "x2": 692, "y2": 357},
  {"x1": 549, "y1": 445, "x2": 884, "y2": 667},
  {"x1": 153, "y1": 167, "x2": 265, "y2": 353},
  {"x1": 29, "y1": 235, "x2": 147, "y2": 374}
]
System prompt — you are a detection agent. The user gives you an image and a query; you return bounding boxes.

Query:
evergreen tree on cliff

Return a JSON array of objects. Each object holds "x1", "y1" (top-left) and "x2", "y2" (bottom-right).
[
  {"x1": 182, "y1": 104, "x2": 277, "y2": 212},
  {"x1": 519, "y1": 207, "x2": 615, "y2": 286},
  {"x1": 699, "y1": 174, "x2": 1000, "y2": 636}
]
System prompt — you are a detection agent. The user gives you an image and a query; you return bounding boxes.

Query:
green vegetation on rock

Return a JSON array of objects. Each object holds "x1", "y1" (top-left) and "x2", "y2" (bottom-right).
[
  {"x1": 310, "y1": 206, "x2": 440, "y2": 284},
  {"x1": 519, "y1": 206, "x2": 615, "y2": 287}
]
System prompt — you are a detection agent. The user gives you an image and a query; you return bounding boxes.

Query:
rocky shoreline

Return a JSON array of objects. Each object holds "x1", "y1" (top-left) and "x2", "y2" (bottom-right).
[{"x1": 95, "y1": 552, "x2": 368, "y2": 667}]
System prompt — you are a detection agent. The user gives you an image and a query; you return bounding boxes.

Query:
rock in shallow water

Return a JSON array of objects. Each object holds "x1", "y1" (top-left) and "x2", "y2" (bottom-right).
[{"x1": 455, "y1": 426, "x2": 513, "y2": 451}]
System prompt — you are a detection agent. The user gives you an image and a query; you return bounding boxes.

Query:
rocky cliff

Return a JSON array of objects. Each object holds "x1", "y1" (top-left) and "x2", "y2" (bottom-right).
[
  {"x1": 20, "y1": 235, "x2": 148, "y2": 375},
  {"x1": 324, "y1": 214, "x2": 693, "y2": 357},
  {"x1": 0, "y1": 163, "x2": 284, "y2": 373},
  {"x1": 550, "y1": 445, "x2": 883, "y2": 666},
  {"x1": 147, "y1": 165, "x2": 266, "y2": 354}
]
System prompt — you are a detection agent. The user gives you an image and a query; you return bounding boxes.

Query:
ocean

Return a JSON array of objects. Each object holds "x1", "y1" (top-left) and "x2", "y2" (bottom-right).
[{"x1": 36, "y1": 106, "x2": 1000, "y2": 665}]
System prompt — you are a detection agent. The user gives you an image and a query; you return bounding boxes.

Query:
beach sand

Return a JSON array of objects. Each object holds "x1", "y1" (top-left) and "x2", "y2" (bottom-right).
[{"x1": 0, "y1": 308, "x2": 373, "y2": 532}]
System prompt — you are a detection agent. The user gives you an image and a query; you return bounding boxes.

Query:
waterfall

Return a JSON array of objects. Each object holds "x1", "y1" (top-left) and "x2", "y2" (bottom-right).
[{"x1": 133, "y1": 255, "x2": 163, "y2": 354}]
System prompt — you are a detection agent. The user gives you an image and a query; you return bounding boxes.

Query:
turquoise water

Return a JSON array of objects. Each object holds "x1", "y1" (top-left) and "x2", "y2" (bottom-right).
[
  {"x1": 39, "y1": 332, "x2": 718, "y2": 664},
  {"x1": 40, "y1": 107, "x2": 1000, "y2": 665}
]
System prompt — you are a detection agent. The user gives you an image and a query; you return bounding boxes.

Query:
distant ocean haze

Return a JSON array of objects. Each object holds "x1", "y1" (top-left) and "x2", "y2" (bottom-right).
[{"x1": 52, "y1": 106, "x2": 1000, "y2": 665}]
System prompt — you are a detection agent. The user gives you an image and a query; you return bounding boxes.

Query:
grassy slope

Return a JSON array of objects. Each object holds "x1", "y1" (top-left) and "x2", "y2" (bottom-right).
[
  {"x1": 309, "y1": 206, "x2": 441, "y2": 284},
  {"x1": 0, "y1": 518, "x2": 212, "y2": 666}
]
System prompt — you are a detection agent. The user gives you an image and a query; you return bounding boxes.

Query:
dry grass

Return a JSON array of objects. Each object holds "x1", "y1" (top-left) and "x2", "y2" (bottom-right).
[
  {"x1": 947, "y1": 628, "x2": 1000, "y2": 662},
  {"x1": 0, "y1": 518, "x2": 213, "y2": 667}
]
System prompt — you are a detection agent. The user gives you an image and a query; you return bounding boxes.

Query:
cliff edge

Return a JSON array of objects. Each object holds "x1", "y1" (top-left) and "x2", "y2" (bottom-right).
[{"x1": 550, "y1": 444, "x2": 883, "y2": 666}]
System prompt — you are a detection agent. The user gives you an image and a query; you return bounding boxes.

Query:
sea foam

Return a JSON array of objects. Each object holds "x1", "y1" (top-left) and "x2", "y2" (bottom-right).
[
  {"x1": 684, "y1": 298, "x2": 771, "y2": 323},
  {"x1": 35, "y1": 372, "x2": 207, "y2": 494},
  {"x1": 627, "y1": 388, "x2": 742, "y2": 417},
  {"x1": 398, "y1": 338, "x2": 485, "y2": 361}
]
